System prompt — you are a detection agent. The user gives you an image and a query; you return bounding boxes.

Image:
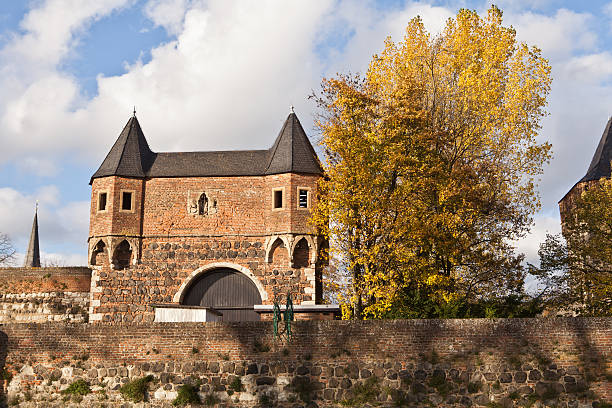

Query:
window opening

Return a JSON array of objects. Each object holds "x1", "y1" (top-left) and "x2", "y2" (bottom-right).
[
  {"x1": 198, "y1": 193, "x2": 208, "y2": 215},
  {"x1": 122, "y1": 192, "x2": 132, "y2": 211},
  {"x1": 273, "y1": 190, "x2": 283, "y2": 209},
  {"x1": 298, "y1": 189, "x2": 308, "y2": 208},
  {"x1": 98, "y1": 192, "x2": 107, "y2": 211}
]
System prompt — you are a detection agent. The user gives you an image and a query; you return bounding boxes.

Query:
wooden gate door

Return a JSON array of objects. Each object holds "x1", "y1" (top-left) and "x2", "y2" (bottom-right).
[{"x1": 181, "y1": 268, "x2": 262, "y2": 321}]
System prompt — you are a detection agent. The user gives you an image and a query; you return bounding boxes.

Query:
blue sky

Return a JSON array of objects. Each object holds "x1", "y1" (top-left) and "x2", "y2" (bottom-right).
[{"x1": 1, "y1": 0, "x2": 612, "y2": 271}]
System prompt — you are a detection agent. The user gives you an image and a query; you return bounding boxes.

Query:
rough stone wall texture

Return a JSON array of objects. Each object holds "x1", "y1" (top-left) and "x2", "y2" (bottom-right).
[
  {"x1": 88, "y1": 174, "x2": 322, "y2": 323},
  {"x1": 0, "y1": 318, "x2": 610, "y2": 407},
  {"x1": 0, "y1": 268, "x2": 91, "y2": 323}
]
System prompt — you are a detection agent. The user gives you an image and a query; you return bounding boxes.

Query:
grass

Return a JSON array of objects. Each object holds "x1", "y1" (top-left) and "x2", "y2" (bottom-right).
[
  {"x1": 291, "y1": 375, "x2": 314, "y2": 403},
  {"x1": 253, "y1": 339, "x2": 270, "y2": 353},
  {"x1": 172, "y1": 384, "x2": 201, "y2": 406},
  {"x1": 341, "y1": 376, "x2": 380, "y2": 406},
  {"x1": 467, "y1": 382, "x2": 482, "y2": 393},
  {"x1": 203, "y1": 393, "x2": 220, "y2": 406},
  {"x1": 229, "y1": 376, "x2": 243, "y2": 393},
  {"x1": 0, "y1": 368, "x2": 13, "y2": 382},
  {"x1": 119, "y1": 375, "x2": 154, "y2": 402},
  {"x1": 61, "y1": 379, "x2": 91, "y2": 396}
]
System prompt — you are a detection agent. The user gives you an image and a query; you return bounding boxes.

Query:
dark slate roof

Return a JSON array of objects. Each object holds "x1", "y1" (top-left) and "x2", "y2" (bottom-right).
[
  {"x1": 90, "y1": 112, "x2": 322, "y2": 183},
  {"x1": 265, "y1": 112, "x2": 323, "y2": 175},
  {"x1": 559, "y1": 116, "x2": 612, "y2": 203},
  {"x1": 24, "y1": 209, "x2": 40, "y2": 268},
  {"x1": 580, "y1": 116, "x2": 612, "y2": 183},
  {"x1": 90, "y1": 116, "x2": 154, "y2": 182}
]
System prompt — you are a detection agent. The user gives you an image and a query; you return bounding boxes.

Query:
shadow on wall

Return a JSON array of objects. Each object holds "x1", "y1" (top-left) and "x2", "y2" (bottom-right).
[{"x1": 0, "y1": 331, "x2": 7, "y2": 407}]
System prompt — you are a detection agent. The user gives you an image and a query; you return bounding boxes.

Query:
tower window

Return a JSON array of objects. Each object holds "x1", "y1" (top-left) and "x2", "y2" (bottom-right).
[
  {"x1": 121, "y1": 191, "x2": 133, "y2": 211},
  {"x1": 98, "y1": 192, "x2": 107, "y2": 211},
  {"x1": 298, "y1": 189, "x2": 309, "y2": 208},
  {"x1": 273, "y1": 189, "x2": 283, "y2": 209}
]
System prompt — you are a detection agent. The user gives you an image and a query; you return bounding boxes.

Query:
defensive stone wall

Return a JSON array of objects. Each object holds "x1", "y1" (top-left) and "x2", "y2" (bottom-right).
[
  {"x1": 0, "y1": 267, "x2": 91, "y2": 323},
  {"x1": 0, "y1": 318, "x2": 610, "y2": 407}
]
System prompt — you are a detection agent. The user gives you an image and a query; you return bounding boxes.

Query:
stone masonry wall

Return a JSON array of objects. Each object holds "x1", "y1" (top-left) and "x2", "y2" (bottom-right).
[
  {"x1": 0, "y1": 318, "x2": 610, "y2": 407},
  {"x1": 90, "y1": 237, "x2": 316, "y2": 323},
  {"x1": 0, "y1": 268, "x2": 90, "y2": 323}
]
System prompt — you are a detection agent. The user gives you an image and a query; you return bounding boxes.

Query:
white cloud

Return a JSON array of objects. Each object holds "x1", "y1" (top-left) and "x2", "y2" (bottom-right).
[
  {"x1": 560, "y1": 52, "x2": 612, "y2": 82},
  {"x1": 0, "y1": 186, "x2": 88, "y2": 259},
  {"x1": 144, "y1": 0, "x2": 193, "y2": 36},
  {"x1": 509, "y1": 9, "x2": 596, "y2": 60}
]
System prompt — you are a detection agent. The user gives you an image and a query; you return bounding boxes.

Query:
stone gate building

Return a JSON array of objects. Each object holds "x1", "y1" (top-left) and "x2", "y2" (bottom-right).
[{"x1": 87, "y1": 111, "x2": 326, "y2": 323}]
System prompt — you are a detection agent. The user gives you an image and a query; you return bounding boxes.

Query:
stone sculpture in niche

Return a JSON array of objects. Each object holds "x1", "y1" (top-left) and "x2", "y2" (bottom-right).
[{"x1": 188, "y1": 191, "x2": 217, "y2": 216}]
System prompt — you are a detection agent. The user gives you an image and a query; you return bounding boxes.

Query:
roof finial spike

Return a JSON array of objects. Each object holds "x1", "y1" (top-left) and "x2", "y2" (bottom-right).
[
  {"x1": 290, "y1": 105, "x2": 295, "y2": 114},
  {"x1": 133, "y1": 106, "x2": 136, "y2": 117},
  {"x1": 35, "y1": 200, "x2": 38, "y2": 214}
]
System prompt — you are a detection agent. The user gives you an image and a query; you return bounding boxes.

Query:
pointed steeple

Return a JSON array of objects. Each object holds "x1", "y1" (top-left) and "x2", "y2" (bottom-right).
[
  {"x1": 24, "y1": 205, "x2": 40, "y2": 268},
  {"x1": 265, "y1": 111, "x2": 322, "y2": 175},
  {"x1": 90, "y1": 115, "x2": 155, "y2": 184},
  {"x1": 580, "y1": 116, "x2": 612, "y2": 183}
]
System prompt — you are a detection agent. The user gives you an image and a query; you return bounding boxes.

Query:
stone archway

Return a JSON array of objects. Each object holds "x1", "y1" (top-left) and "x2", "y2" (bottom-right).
[{"x1": 173, "y1": 263, "x2": 268, "y2": 322}]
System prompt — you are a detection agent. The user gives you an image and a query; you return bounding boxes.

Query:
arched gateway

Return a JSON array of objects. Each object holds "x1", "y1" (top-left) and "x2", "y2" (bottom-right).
[{"x1": 181, "y1": 268, "x2": 262, "y2": 321}]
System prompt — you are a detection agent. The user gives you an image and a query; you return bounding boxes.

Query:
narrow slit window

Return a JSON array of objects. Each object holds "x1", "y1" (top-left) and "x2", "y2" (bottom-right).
[
  {"x1": 122, "y1": 191, "x2": 133, "y2": 211},
  {"x1": 273, "y1": 190, "x2": 283, "y2": 209},
  {"x1": 98, "y1": 192, "x2": 107, "y2": 211},
  {"x1": 298, "y1": 189, "x2": 308, "y2": 208}
]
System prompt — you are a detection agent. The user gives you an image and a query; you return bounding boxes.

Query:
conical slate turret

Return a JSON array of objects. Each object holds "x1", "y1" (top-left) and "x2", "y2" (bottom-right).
[
  {"x1": 265, "y1": 111, "x2": 322, "y2": 175},
  {"x1": 24, "y1": 207, "x2": 40, "y2": 268},
  {"x1": 580, "y1": 116, "x2": 612, "y2": 183},
  {"x1": 90, "y1": 115, "x2": 155, "y2": 184}
]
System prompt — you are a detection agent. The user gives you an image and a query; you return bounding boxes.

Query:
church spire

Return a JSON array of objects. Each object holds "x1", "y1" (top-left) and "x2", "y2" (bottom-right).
[{"x1": 24, "y1": 204, "x2": 40, "y2": 268}]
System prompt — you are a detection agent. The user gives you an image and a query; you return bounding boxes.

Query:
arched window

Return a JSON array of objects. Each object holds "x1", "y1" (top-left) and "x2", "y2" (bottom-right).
[
  {"x1": 91, "y1": 240, "x2": 107, "y2": 266},
  {"x1": 293, "y1": 238, "x2": 310, "y2": 268},
  {"x1": 198, "y1": 193, "x2": 208, "y2": 215},
  {"x1": 112, "y1": 240, "x2": 132, "y2": 270}
]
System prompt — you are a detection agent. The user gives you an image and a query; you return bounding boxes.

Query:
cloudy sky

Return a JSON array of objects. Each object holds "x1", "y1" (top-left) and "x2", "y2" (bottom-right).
[{"x1": 0, "y1": 0, "x2": 610, "y2": 269}]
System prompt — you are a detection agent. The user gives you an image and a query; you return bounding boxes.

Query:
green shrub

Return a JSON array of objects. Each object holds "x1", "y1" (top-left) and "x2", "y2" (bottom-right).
[
  {"x1": 341, "y1": 376, "x2": 380, "y2": 406},
  {"x1": 229, "y1": 376, "x2": 243, "y2": 393},
  {"x1": 172, "y1": 384, "x2": 201, "y2": 406},
  {"x1": 203, "y1": 393, "x2": 219, "y2": 406},
  {"x1": 0, "y1": 368, "x2": 13, "y2": 382},
  {"x1": 61, "y1": 379, "x2": 91, "y2": 396},
  {"x1": 119, "y1": 375, "x2": 154, "y2": 402},
  {"x1": 253, "y1": 339, "x2": 270, "y2": 353},
  {"x1": 467, "y1": 382, "x2": 481, "y2": 393}
]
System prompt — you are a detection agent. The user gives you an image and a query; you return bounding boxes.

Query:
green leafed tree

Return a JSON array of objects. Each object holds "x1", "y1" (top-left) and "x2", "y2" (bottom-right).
[{"x1": 531, "y1": 180, "x2": 612, "y2": 316}]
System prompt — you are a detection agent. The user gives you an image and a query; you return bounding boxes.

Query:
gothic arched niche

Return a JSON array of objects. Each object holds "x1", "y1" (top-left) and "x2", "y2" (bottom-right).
[
  {"x1": 112, "y1": 240, "x2": 132, "y2": 270},
  {"x1": 90, "y1": 240, "x2": 107, "y2": 266},
  {"x1": 268, "y1": 237, "x2": 289, "y2": 266},
  {"x1": 181, "y1": 268, "x2": 262, "y2": 321},
  {"x1": 293, "y1": 238, "x2": 310, "y2": 268}
]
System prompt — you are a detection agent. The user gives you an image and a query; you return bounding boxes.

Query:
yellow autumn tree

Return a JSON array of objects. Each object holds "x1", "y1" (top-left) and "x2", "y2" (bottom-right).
[{"x1": 312, "y1": 6, "x2": 552, "y2": 319}]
